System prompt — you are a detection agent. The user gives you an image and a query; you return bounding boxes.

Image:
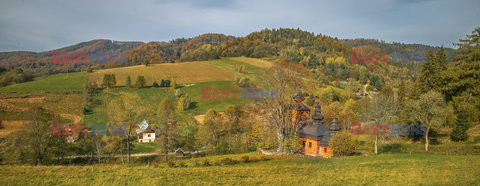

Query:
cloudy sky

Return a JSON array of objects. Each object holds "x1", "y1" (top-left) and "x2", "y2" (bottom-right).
[{"x1": 0, "y1": 0, "x2": 478, "y2": 52}]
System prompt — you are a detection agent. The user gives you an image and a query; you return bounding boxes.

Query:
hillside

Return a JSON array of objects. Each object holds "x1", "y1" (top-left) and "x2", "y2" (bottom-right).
[
  {"x1": 0, "y1": 40, "x2": 144, "y2": 76},
  {"x1": 127, "y1": 33, "x2": 234, "y2": 64}
]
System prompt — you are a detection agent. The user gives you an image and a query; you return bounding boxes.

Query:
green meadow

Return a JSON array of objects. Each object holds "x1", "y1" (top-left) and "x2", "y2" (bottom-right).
[
  {"x1": 0, "y1": 72, "x2": 87, "y2": 93},
  {"x1": 0, "y1": 153, "x2": 479, "y2": 185}
]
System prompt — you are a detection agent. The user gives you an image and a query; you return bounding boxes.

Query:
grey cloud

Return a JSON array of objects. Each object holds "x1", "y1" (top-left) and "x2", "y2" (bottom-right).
[{"x1": 0, "y1": 0, "x2": 478, "y2": 52}]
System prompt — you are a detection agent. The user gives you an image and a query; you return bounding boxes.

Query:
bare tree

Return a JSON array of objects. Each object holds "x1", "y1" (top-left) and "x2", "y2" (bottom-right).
[
  {"x1": 257, "y1": 61, "x2": 308, "y2": 152},
  {"x1": 366, "y1": 87, "x2": 398, "y2": 154}
]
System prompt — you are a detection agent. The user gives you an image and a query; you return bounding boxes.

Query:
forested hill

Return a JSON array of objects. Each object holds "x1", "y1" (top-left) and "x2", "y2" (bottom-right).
[
  {"x1": 0, "y1": 40, "x2": 144, "y2": 76},
  {"x1": 221, "y1": 28, "x2": 349, "y2": 68},
  {"x1": 342, "y1": 38, "x2": 456, "y2": 60},
  {"x1": 128, "y1": 33, "x2": 235, "y2": 64}
]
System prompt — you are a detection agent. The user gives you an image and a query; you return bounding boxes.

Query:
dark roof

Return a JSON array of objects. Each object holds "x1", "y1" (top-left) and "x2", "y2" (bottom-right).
[{"x1": 298, "y1": 123, "x2": 333, "y2": 146}]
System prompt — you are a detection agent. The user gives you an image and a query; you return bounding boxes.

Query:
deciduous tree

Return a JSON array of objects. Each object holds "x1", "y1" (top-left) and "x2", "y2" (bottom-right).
[{"x1": 406, "y1": 91, "x2": 447, "y2": 151}]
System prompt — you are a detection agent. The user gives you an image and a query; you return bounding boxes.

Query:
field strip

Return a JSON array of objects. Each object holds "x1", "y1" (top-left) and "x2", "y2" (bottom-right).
[{"x1": 229, "y1": 57, "x2": 273, "y2": 68}]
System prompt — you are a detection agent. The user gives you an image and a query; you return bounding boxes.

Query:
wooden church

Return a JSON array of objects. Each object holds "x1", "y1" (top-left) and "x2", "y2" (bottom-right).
[{"x1": 291, "y1": 91, "x2": 341, "y2": 157}]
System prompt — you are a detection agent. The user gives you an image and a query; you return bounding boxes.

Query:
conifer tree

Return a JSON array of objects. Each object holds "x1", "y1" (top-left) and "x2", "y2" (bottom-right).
[
  {"x1": 126, "y1": 76, "x2": 132, "y2": 88},
  {"x1": 450, "y1": 111, "x2": 470, "y2": 141}
]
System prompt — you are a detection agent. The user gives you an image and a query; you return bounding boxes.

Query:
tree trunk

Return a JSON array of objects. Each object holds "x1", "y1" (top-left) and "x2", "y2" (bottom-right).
[
  {"x1": 425, "y1": 125, "x2": 430, "y2": 152},
  {"x1": 165, "y1": 121, "x2": 169, "y2": 162},
  {"x1": 127, "y1": 135, "x2": 131, "y2": 164},
  {"x1": 276, "y1": 129, "x2": 286, "y2": 153},
  {"x1": 374, "y1": 135, "x2": 378, "y2": 154}
]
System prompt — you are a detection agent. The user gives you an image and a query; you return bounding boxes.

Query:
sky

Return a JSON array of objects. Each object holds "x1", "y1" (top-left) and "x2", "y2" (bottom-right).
[{"x1": 0, "y1": 0, "x2": 478, "y2": 52}]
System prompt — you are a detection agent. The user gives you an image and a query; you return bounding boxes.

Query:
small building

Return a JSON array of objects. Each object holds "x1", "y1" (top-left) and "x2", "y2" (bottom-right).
[
  {"x1": 136, "y1": 119, "x2": 158, "y2": 143},
  {"x1": 138, "y1": 129, "x2": 156, "y2": 143},
  {"x1": 175, "y1": 148, "x2": 185, "y2": 157},
  {"x1": 297, "y1": 104, "x2": 340, "y2": 158}
]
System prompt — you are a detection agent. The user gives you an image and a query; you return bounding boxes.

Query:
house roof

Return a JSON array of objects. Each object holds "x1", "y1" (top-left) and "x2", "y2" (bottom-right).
[
  {"x1": 175, "y1": 148, "x2": 184, "y2": 153},
  {"x1": 298, "y1": 123, "x2": 334, "y2": 145},
  {"x1": 137, "y1": 119, "x2": 151, "y2": 134}
]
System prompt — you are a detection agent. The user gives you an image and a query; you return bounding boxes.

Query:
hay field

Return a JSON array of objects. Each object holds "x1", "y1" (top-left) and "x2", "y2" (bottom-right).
[
  {"x1": 229, "y1": 57, "x2": 273, "y2": 68},
  {"x1": 89, "y1": 62, "x2": 235, "y2": 86}
]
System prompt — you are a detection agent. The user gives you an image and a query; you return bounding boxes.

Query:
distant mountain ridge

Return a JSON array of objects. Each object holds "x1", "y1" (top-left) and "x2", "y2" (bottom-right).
[
  {"x1": 0, "y1": 29, "x2": 456, "y2": 77},
  {"x1": 0, "y1": 39, "x2": 145, "y2": 76}
]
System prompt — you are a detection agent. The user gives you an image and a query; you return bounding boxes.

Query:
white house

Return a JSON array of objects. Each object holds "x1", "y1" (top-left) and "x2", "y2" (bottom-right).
[
  {"x1": 136, "y1": 119, "x2": 158, "y2": 143},
  {"x1": 138, "y1": 129, "x2": 156, "y2": 143}
]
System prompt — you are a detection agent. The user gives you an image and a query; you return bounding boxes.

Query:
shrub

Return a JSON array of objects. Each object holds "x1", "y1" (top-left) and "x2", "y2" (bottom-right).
[
  {"x1": 202, "y1": 159, "x2": 210, "y2": 166},
  {"x1": 126, "y1": 76, "x2": 132, "y2": 88},
  {"x1": 330, "y1": 131, "x2": 357, "y2": 156},
  {"x1": 177, "y1": 95, "x2": 190, "y2": 111},
  {"x1": 135, "y1": 76, "x2": 145, "y2": 88},
  {"x1": 171, "y1": 80, "x2": 177, "y2": 89},
  {"x1": 221, "y1": 157, "x2": 237, "y2": 165},
  {"x1": 192, "y1": 160, "x2": 199, "y2": 167},
  {"x1": 258, "y1": 156, "x2": 271, "y2": 161},
  {"x1": 235, "y1": 77, "x2": 251, "y2": 88},
  {"x1": 167, "y1": 160, "x2": 176, "y2": 168},
  {"x1": 177, "y1": 160, "x2": 186, "y2": 167},
  {"x1": 239, "y1": 156, "x2": 249, "y2": 163},
  {"x1": 213, "y1": 159, "x2": 222, "y2": 166},
  {"x1": 215, "y1": 141, "x2": 229, "y2": 155},
  {"x1": 152, "y1": 81, "x2": 159, "y2": 87},
  {"x1": 249, "y1": 156, "x2": 259, "y2": 162},
  {"x1": 174, "y1": 89, "x2": 184, "y2": 98}
]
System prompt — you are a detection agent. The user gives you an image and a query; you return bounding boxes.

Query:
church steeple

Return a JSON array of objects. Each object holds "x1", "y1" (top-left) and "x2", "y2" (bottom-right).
[
  {"x1": 329, "y1": 115, "x2": 341, "y2": 136},
  {"x1": 312, "y1": 104, "x2": 324, "y2": 125},
  {"x1": 293, "y1": 90, "x2": 305, "y2": 102}
]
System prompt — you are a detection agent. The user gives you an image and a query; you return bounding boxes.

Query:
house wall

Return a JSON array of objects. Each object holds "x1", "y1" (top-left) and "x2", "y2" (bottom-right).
[
  {"x1": 300, "y1": 137, "x2": 333, "y2": 158},
  {"x1": 139, "y1": 133, "x2": 156, "y2": 143}
]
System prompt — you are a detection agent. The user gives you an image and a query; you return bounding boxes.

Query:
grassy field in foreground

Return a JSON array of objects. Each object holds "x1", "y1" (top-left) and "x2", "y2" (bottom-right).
[
  {"x1": 0, "y1": 153, "x2": 479, "y2": 185},
  {"x1": 0, "y1": 72, "x2": 87, "y2": 93}
]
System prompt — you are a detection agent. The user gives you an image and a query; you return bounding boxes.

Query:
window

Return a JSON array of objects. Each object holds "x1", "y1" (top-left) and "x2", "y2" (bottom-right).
[
  {"x1": 324, "y1": 148, "x2": 327, "y2": 153},
  {"x1": 140, "y1": 140, "x2": 143, "y2": 142},
  {"x1": 309, "y1": 142, "x2": 312, "y2": 148},
  {"x1": 148, "y1": 134, "x2": 151, "y2": 137},
  {"x1": 302, "y1": 141, "x2": 306, "y2": 147}
]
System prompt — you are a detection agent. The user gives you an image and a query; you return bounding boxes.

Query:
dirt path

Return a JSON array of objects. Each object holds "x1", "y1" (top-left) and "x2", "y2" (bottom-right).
[
  {"x1": 0, "y1": 100, "x2": 28, "y2": 112},
  {"x1": 63, "y1": 150, "x2": 205, "y2": 159},
  {"x1": 58, "y1": 113, "x2": 83, "y2": 124}
]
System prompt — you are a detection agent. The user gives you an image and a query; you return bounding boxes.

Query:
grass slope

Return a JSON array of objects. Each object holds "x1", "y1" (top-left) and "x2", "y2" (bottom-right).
[
  {"x1": 83, "y1": 81, "x2": 243, "y2": 124},
  {"x1": 0, "y1": 153, "x2": 479, "y2": 185},
  {"x1": 0, "y1": 72, "x2": 87, "y2": 93}
]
